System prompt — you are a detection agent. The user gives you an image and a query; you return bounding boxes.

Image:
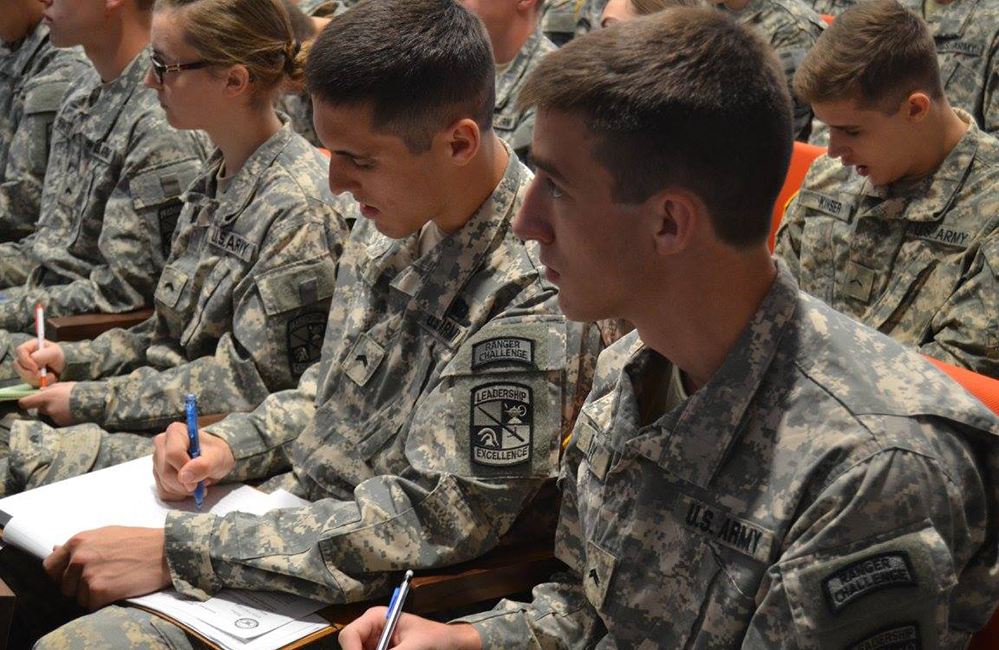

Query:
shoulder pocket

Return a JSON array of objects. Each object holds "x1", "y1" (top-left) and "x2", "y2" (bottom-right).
[
  {"x1": 23, "y1": 82, "x2": 68, "y2": 115},
  {"x1": 256, "y1": 257, "x2": 337, "y2": 316},
  {"x1": 777, "y1": 524, "x2": 956, "y2": 649}
]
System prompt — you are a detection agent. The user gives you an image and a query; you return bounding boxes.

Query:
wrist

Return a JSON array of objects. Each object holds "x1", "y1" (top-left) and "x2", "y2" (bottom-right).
[{"x1": 448, "y1": 623, "x2": 483, "y2": 650}]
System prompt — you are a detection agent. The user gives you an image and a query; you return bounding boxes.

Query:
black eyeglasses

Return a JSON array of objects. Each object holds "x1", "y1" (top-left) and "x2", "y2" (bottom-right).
[{"x1": 149, "y1": 52, "x2": 209, "y2": 84}]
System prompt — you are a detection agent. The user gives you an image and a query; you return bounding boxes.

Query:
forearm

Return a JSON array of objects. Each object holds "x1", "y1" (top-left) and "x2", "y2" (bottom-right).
[
  {"x1": 60, "y1": 317, "x2": 158, "y2": 381},
  {"x1": 0, "y1": 240, "x2": 35, "y2": 290}
]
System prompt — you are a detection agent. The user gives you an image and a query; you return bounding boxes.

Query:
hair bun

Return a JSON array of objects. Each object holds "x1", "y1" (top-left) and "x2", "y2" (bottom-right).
[{"x1": 285, "y1": 40, "x2": 302, "y2": 72}]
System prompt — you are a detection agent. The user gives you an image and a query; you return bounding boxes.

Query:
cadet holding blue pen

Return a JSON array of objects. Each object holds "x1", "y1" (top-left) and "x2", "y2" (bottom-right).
[{"x1": 184, "y1": 393, "x2": 205, "y2": 512}]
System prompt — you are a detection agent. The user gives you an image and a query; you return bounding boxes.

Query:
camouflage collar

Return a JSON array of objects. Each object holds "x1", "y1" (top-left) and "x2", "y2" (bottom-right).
[
  {"x1": 7, "y1": 21, "x2": 51, "y2": 78},
  {"x1": 79, "y1": 47, "x2": 148, "y2": 143},
  {"x1": 624, "y1": 260, "x2": 799, "y2": 487},
  {"x1": 866, "y1": 109, "x2": 978, "y2": 222},
  {"x1": 494, "y1": 28, "x2": 548, "y2": 111},
  {"x1": 388, "y1": 141, "x2": 528, "y2": 322},
  {"x1": 917, "y1": 0, "x2": 979, "y2": 38},
  {"x1": 199, "y1": 118, "x2": 297, "y2": 226}
]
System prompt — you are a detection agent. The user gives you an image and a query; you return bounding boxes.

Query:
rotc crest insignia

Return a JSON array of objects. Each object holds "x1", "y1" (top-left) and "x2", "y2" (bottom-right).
[
  {"x1": 287, "y1": 311, "x2": 327, "y2": 375},
  {"x1": 471, "y1": 383, "x2": 533, "y2": 467}
]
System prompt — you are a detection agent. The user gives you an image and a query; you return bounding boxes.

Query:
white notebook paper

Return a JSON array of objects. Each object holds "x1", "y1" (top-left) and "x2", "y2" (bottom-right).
[{"x1": 0, "y1": 456, "x2": 330, "y2": 650}]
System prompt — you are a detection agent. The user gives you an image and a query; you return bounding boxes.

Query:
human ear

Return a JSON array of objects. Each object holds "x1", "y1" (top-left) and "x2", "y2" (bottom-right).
[
  {"x1": 222, "y1": 65, "x2": 251, "y2": 98},
  {"x1": 652, "y1": 190, "x2": 700, "y2": 256},
  {"x1": 443, "y1": 117, "x2": 481, "y2": 167},
  {"x1": 906, "y1": 92, "x2": 932, "y2": 122}
]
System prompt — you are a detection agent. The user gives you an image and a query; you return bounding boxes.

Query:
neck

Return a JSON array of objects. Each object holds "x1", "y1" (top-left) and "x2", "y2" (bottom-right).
[
  {"x1": 208, "y1": 104, "x2": 283, "y2": 178},
  {"x1": 83, "y1": 16, "x2": 149, "y2": 83},
  {"x1": 487, "y1": 15, "x2": 537, "y2": 65},
  {"x1": 902, "y1": 104, "x2": 968, "y2": 182},
  {"x1": 632, "y1": 245, "x2": 776, "y2": 391},
  {"x1": 433, "y1": 134, "x2": 510, "y2": 234},
  {"x1": 0, "y1": 4, "x2": 42, "y2": 45}
]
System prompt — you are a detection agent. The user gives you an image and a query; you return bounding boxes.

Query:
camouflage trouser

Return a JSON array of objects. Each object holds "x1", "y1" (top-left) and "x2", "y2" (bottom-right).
[
  {"x1": 34, "y1": 606, "x2": 212, "y2": 650},
  {"x1": 1, "y1": 418, "x2": 154, "y2": 496}
]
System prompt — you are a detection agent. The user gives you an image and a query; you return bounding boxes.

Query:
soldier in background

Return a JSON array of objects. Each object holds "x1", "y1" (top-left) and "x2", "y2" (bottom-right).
[
  {"x1": 713, "y1": 0, "x2": 826, "y2": 141},
  {"x1": 777, "y1": 0, "x2": 999, "y2": 377},
  {"x1": 0, "y1": 0, "x2": 88, "y2": 244},
  {"x1": 339, "y1": 9, "x2": 999, "y2": 648},
  {"x1": 462, "y1": 0, "x2": 557, "y2": 162},
  {"x1": 0, "y1": 0, "x2": 208, "y2": 349},
  {"x1": 26, "y1": 1, "x2": 598, "y2": 646},
  {"x1": 1, "y1": 0, "x2": 350, "y2": 495},
  {"x1": 902, "y1": 0, "x2": 999, "y2": 136},
  {"x1": 541, "y1": 0, "x2": 608, "y2": 45}
]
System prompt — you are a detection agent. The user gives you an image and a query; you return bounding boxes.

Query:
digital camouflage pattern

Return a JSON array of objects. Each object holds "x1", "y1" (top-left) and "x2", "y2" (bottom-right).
[
  {"x1": 776, "y1": 110, "x2": 999, "y2": 377},
  {"x1": 541, "y1": 0, "x2": 607, "y2": 46},
  {"x1": 724, "y1": 0, "x2": 825, "y2": 141},
  {"x1": 0, "y1": 48, "x2": 208, "y2": 332},
  {"x1": 0, "y1": 122, "x2": 350, "y2": 493},
  {"x1": 461, "y1": 262, "x2": 999, "y2": 648},
  {"x1": 806, "y1": 0, "x2": 853, "y2": 15},
  {"x1": 493, "y1": 28, "x2": 557, "y2": 160},
  {"x1": 0, "y1": 22, "x2": 89, "y2": 243},
  {"x1": 901, "y1": 0, "x2": 999, "y2": 136}
]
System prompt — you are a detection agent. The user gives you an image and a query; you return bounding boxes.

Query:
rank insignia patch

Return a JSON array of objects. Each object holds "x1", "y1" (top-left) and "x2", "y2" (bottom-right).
[
  {"x1": 287, "y1": 311, "x2": 327, "y2": 375},
  {"x1": 471, "y1": 382, "x2": 533, "y2": 467}
]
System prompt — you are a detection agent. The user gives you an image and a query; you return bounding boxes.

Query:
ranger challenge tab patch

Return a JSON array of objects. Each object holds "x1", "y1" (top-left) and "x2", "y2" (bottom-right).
[
  {"x1": 471, "y1": 337, "x2": 534, "y2": 369},
  {"x1": 680, "y1": 495, "x2": 774, "y2": 563},
  {"x1": 846, "y1": 623, "x2": 921, "y2": 650},
  {"x1": 471, "y1": 382, "x2": 533, "y2": 467},
  {"x1": 823, "y1": 552, "x2": 916, "y2": 614}
]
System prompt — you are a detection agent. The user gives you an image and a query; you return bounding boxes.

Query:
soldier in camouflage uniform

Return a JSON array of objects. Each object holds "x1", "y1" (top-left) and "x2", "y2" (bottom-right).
[
  {"x1": 807, "y1": 0, "x2": 851, "y2": 14},
  {"x1": 900, "y1": 0, "x2": 999, "y2": 136},
  {"x1": 715, "y1": 0, "x2": 826, "y2": 141},
  {"x1": 0, "y1": 0, "x2": 208, "y2": 343},
  {"x1": 777, "y1": 0, "x2": 999, "y2": 377},
  {"x1": 0, "y1": 0, "x2": 89, "y2": 244},
  {"x1": 0, "y1": 0, "x2": 350, "y2": 490},
  {"x1": 462, "y1": 0, "x2": 557, "y2": 160},
  {"x1": 541, "y1": 0, "x2": 608, "y2": 45},
  {"x1": 27, "y1": 2, "x2": 598, "y2": 646},
  {"x1": 337, "y1": 11, "x2": 999, "y2": 649}
]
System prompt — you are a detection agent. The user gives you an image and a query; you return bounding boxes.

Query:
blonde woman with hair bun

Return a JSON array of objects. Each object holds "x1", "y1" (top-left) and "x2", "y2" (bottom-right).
[{"x1": 9, "y1": 0, "x2": 352, "y2": 494}]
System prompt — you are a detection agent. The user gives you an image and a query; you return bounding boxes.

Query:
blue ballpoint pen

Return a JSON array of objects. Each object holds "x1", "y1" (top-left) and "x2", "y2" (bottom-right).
[{"x1": 184, "y1": 394, "x2": 205, "y2": 512}]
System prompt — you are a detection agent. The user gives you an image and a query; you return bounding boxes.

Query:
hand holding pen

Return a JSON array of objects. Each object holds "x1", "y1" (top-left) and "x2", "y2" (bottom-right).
[
  {"x1": 151, "y1": 419, "x2": 236, "y2": 502},
  {"x1": 184, "y1": 394, "x2": 205, "y2": 511}
]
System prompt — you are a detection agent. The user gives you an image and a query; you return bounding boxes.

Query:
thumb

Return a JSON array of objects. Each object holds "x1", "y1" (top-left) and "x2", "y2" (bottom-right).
[{"x1": 178, "y1": 456, "x2": 214, "y2": 489}]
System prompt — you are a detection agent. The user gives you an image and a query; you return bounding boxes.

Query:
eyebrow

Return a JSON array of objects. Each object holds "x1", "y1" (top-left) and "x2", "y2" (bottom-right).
[
  {"x1": 331, "y1": 148, "x2": 372, "y2": 160},
  {"x1": 532, "y1": 155, "x2": 570, "y2": 186}
]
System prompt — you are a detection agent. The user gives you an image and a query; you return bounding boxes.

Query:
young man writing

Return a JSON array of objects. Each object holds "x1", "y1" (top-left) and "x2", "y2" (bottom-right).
[
  {"x1": 776, "y1": 0, "x2": 999, "y2": 377},
  {"x1": 22, "y1": 0, "x2": 596, "y2": 646},
  {"x1": 338, "y1": 8, "x2": 999, "y2": 648}
]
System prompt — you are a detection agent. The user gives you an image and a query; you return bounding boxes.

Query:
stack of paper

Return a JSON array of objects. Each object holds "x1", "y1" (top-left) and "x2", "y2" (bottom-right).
[{"x1": 0, "y1": 456, "x2": 332, "y2": 650}]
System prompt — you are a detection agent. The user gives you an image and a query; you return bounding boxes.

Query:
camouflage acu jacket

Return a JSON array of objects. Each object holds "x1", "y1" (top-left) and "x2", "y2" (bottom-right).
[
  {"x1": 541, "y1": 0, "x2": 607, "y2": 46},
  {"x1": 161, "y1": 151, "x2": 599, "y2": 604},
  {"x1": 726, "y1": 0, "x2": 825, "y2": 141},
  {"x1": 464, "y1": 262, "x2": 999, "y2": 649},
  {"x1": 776, "y1": 110, "x2": 999, "y2": 377},
  {"x1": 0, "y1": 23, "x2": 88, "y2": 243},
  {"x1": 494, "y1": 29, "x2": 557, "y2": 160},
  {"x1": 0, "y1": 48, "x2": 209, "y2": 331},
  {"x1": 53, "y1": 122, "x2": 349, "y2": 432}
]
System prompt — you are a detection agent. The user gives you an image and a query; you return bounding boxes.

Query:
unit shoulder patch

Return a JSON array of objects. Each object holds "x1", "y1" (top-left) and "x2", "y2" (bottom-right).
[
  {"x1": 471, "y1": 337, "x2": 535, "y2": 370},
  {"x1": 470, "y1": 382, "x2": 533, "y2": 467},
  {"x1": 823, "y1": 552, "x2": 916, "y2": 615},
  {"x1": 846, "y1": 623, "x2": 921, "y2": 650},
  {"x1": 287, "y1": 311, "x2": 327, "y2": 376}
]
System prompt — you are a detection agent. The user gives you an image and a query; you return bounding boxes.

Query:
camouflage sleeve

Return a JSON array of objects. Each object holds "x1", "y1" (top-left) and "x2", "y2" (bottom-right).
[
  {"x1": 0, "y1": 239, "x2": 36, "y2": 289},
  {"x1": 58, "y1": 315, "x2": 159, "y2": 382},
  {"x1": 162, "y1": 316, "x2": 570, "y2": 603},
  {"x1": 0, "y1": 76, "x2": 72, "y2": 242},
  {"x1": 981, "y1": 37, "x2": 999, "y2": 135},
  {"x1": 743, "y1": 442, "x2": 990, "y2": 649},
  {"x1": 769, "y1": 25, "x2": 815, "y2": 140},
  {"x1": 773, "y1": 190, "x2": 804, "y2": 281},
  {"x1": 68, "y1": 210, "x2": 345, "y2": 431},
  {"x1": 0, "y1": 116, "x2": 204, "y2": 332},
  {"x1": 919, "y1": 235, "x2": 999, "y2": 377}
]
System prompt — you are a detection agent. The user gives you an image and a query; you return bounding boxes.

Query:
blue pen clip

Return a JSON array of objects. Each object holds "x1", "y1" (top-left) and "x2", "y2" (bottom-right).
[{"x1": 184, "y1": 394, "x2": 205, "y2": 512}]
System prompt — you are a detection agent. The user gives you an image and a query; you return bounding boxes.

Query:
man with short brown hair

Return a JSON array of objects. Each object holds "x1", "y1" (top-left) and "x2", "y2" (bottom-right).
[{"x1": 777, "y1": 0, "x2": 999, "y2": 377}]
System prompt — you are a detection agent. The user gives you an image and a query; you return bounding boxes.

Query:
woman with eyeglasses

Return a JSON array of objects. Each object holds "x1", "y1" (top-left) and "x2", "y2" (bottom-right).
[{"x1": 11, "y1": 0, "x2": 351, "y2": 487}]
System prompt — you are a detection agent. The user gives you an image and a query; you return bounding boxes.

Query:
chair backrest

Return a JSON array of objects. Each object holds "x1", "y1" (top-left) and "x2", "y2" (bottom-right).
[
  {"x1": 769, "y1": 141, "x2": 826, "y2": 251},
  {"x1": 820, "y1": 13, "x2": 834, "y2": 24},
  {"x1": 924, "y1": 357, "x2": 999, "y2": 649}
]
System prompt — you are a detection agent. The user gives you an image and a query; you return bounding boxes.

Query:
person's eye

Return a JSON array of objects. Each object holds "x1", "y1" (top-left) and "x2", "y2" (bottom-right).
[
  {"x1": 545, "y1": 176, "x2": 564, "y2": 199},
  {"x1": 350, "y1": 158, "x2": 375, "y2": 170}
]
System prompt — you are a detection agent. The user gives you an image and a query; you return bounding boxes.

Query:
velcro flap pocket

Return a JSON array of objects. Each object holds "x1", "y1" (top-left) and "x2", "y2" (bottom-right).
[
  {"x1": 23, "y1": 82, "x2": 68, "y2": 115},
  {"x1": 154, "y1": 266, "x2": 189, "y2": 310},
  {"x1": 130, "y1": 160, "x2": 199, "y2": 210},
  {"x1": 779, "y1": 524, "x2": 956, "y2": 646},
  {"x1": 258, "y1": 257, "x2": 337, "y2": 316}
]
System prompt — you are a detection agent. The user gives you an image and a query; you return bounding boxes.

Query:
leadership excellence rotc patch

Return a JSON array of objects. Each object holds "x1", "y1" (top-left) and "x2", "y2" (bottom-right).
[
  {"x1": 471, "y1": 382, "x2": 533, "y2": 467},
  {"x1": 287, "y1": 311, "x2": 327, "y2": 376}
]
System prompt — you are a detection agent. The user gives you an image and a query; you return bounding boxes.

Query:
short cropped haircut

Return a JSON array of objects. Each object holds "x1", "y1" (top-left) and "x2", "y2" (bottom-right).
[
  {"x1": 520, "y1": 8, "x2": 792, "y2": 246},
  {"x1": 631, "y1": 0, "x2": 705, "y2": 14},
  {"x1": 306, "y1": 0, "x2": 495, "y2": 153},
  {"x1": 794, "y1": 0, "x2": 943, "y2": 112}
]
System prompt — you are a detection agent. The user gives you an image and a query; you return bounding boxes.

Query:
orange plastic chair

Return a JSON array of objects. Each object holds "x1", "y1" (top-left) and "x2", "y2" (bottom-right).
[
  {"x1": 925, "y1": 357, "x2": 999, "y2": 649},
  {"x1": 769, "y1": 141, "x2": 826, "y2": 251},
  {"x1": 820, "y1": 13, "x2": 834, "y2": 24}
]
